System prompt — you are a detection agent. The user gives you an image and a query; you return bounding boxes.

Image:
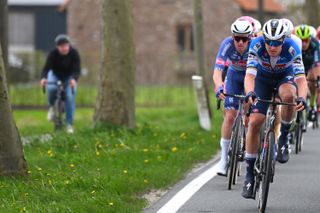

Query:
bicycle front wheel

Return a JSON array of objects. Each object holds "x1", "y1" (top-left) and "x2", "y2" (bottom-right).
[
  {"x1": 228, "y1": 117, "x2": 241, "y2": 190},
  {"x1": 259, "y1": 131, "x2": 275, "y2": 213}
]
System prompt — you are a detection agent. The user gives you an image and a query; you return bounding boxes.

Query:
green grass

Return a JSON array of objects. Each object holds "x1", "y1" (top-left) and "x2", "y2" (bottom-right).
[
  {"x1": 10, "y1": 85, "x2": 195, "y2": 107},
  {"x1": 4, "y1": 103, "x2": 223, "y2": 212}
]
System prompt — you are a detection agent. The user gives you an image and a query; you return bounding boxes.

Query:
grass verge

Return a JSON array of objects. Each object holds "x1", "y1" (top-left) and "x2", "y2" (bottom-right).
[{"x1": 4, "y1": 102, "x2": 223, "y2": 212}]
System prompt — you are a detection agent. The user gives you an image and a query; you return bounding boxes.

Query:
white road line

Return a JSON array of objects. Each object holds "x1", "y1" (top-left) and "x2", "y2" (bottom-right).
[{"x1": 157, "y1": 162, "x2": 219, "y2": 213}]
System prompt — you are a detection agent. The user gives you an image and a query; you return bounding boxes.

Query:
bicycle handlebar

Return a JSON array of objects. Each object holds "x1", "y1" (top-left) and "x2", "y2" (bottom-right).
[
  {"x1": 42, "y1": 81, "x2": 75, "y2": 95},
  {"x1": 216, "y1": 93, "x2": 246, "y2": 110},
  {"x1": 256, "y1": 98, "x2": 296, "y2": 106}
]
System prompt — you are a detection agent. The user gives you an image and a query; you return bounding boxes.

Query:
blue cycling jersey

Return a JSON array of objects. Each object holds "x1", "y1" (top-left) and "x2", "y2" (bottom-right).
[
  {"x1": 213, "y1": 37, "x2": 250, "y2": 72},
  {"x1": 246, "y1": 36, "x2": 305, "y2": 78}
]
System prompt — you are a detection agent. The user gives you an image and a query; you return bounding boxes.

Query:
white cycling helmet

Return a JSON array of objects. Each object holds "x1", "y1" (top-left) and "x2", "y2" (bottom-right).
[
  {"x1": 253, "y1": 19, "x2": 262, "y2": 34},
  {"x1": 263, "y1": 19, "x2": 286, "y2": 40},
  {"x1": 231, "y1": 19, "x2": 253, "y2": 36},
  {"x1": 309, "y1": 25, "x2": 317, "y2": 37},
  {"x1": 281, "y1": 18, "x2": 294, "y2": 37}
]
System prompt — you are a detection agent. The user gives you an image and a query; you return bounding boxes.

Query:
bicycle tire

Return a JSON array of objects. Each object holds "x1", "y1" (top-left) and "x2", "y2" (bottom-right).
[
  {"x1": 295, "y1": 125, "x2": 300, "y2": 154},
  {"x1": 259, "y1": 131, "x2": 275, "y2": 213},
  {"x1": 228, "y1": 118, "x2": 240, "y2": 190},
  {"x1": 54, "y1": 99, "x2": 64, "y2": 131},
  {"x1": 232, "y1": 123, "x2": 243, "y2": 185}
]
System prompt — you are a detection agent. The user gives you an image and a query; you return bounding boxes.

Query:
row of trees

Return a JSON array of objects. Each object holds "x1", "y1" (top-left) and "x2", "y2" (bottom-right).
[{"x1": 0, "y1": 0, "x2": 207, "y2": 175}]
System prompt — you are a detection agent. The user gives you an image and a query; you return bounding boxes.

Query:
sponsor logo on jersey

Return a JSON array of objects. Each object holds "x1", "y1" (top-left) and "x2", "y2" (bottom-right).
[
  {"x1": 231, "y1": 60, "x2": 247, "y2": 67},
  {"x1": 216, "y1": 58, "x2": 225, "y2": 65},
  {"x1": 274, "y1": 63, "x2": 286, "y2": 69},
  {"x1": 262, "y1": 61, "x2": 271, "y2": 68},
  {"x1": 289, "y1": 46, "x2": 296, "y2": 57},
  {"x1": 253, "y1": 43, "x2": 261, "y2": 52}
]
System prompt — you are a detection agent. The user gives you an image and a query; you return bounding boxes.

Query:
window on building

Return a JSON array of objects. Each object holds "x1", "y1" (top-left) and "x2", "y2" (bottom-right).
[
  {"x1": 176, "y1": 24, "x2": 194, "y2": 52},
  {"x1": 9, "y1": 12, "x2": 35, "y2": 51}
]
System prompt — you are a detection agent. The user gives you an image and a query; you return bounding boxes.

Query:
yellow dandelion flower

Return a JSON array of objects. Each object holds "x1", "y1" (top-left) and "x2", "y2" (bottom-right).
[
  {"x1": 144, "y1": 179, "x2": 148, "y2": 183},
  {"x1": 144, "y1": 159, "x2": 149, "y2": 164},
  {"x1": 37, "y1": 167, "x2": 42, "y2": 171},
  {"x1": 27, "y1": 170, "x2": 31, "y2": 174},
  {"x1": 70, "y1": 164, "x2": 75, "y2": 168},
  {"x1": 96, "y1": 151, "x2": 100, "y2": 156},
  {"x1": 171, "y1": 147, "x2": 178, "y2": 153},
  {"x1": 109, "y1": 202, "x2": 114, "y2": 206},
  {"x1": 123, "y1": 170, "x2": 128, "y2": 174},
  {"x1": 180, "y1": 132, "x2": 187, "y2": 139},
  {"x1": 47, "y1": 149, "x2": 54, "y2": 157},
  {"x1": 143, "y1": 148, "x2": 149, "y2": 153}
]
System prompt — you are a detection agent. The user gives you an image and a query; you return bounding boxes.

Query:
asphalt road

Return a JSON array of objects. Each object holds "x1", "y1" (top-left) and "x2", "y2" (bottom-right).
[{"x1": 145, "y1": 128, "x2": 320, "y2": 213}]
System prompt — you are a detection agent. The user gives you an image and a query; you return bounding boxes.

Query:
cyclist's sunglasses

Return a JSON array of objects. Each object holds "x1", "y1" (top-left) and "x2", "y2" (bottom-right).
[
  {"x1": 302, "y1": 38, "x2": 310, "y2": 43},
  {"x1": 265, "y1": 39, "x2": 284, "y2": 47},
  {"x1": 233, "y1": 36, "x2": 250, "y2": 43}
]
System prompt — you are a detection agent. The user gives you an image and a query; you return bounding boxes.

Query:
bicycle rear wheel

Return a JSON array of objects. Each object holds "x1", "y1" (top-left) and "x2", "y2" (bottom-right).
[
  {"x1": 259, "y1": 131, "x2": 275, "y2": 213},
  {"x1": 228, "y1": 118, "x2": 240, "y2": 190}
]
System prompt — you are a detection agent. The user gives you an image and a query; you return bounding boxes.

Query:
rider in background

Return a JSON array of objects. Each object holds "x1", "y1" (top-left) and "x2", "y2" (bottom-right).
[
  {"x1": 242, "y1": 19, "x2": 307, "y2": 199},
  {"x1": 40, "y1": 34, "x2": 81, "y2": 134},
  {"x1": 295, "y1": 25, "x2": 320, "y2": 118},
  {"x1": 213, "y1": 19, "x2": 253, "y2": 176}
]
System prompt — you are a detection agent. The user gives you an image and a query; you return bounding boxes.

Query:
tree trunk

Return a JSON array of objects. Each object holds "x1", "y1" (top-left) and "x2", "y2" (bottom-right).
[
  {"x1": 0, "y1": 44, "x2": 27, "y2": 175},
  {"x1": 305, "y1": 0, "x2": 320, "y2": 27},
  {"x1": 93, "y1": 0, "x2": 136, "y2": 128},
  {"x1": 193, "y1": 0, "x2": 212, "y2": 118},
  {"x1": 0, "y1": 0, "x2": 8, "y2": 71}
]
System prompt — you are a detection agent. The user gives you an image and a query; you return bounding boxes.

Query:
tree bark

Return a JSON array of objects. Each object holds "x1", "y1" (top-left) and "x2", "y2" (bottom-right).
[
  {"x1": 0, "y1": 43, "x2": 27, "y2": 175},
  {"x1": 305, "y1": 0, "x2": 320, "y2": 27},
  {"x1": 93, "y1": 0, "x2": 136, "y2": 128},
  {"x1": 193, "y1": 0, "x2": 212, "y2": 118},
  {"x1": 0, "y1": 0, "x2": 8, "y2": 71}
]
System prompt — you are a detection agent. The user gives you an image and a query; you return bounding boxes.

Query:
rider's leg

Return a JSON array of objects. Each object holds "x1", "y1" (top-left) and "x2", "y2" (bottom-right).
[
  {"x1": 64, "y1": 78, "x2": 76, "y2": 126},
  {"x1": 220, "y1": 109, "x2": 237, "y2": 159},
  {"x1": 277, "y1": 83, "x2": 296, "y2": 163},
  {"x1": 242, "y1": 113, "x2": 265, "y2": 199},
  {"x1": 245, "y1": 113, "x2": 265, "y2": 180},
  {"x1": 307, "y1": 69, "x2": 317, "y2": 109},
  {"x1": 46, "y1": 71, "x2": 58, "y2": 121},
  {"x1": 47, "y1": 71, "x2": 58, "y2": 106}
]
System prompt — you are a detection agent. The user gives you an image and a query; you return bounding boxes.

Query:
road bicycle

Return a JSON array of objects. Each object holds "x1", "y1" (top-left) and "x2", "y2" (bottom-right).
[
  {"x1": 217, "y1": 93, "x2": 246, "y2": 190},
  {"x1": 252, "y1": 90, "x2": 296, "y2": 213},
  {"x1": 43, "y1": 81, "x2": 74, "y2": 131}
]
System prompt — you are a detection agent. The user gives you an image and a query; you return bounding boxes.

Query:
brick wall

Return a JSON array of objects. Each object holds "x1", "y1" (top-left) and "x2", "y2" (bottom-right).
[{"x1": 68, "y1": 0, "x2": 242, "y2": 85}]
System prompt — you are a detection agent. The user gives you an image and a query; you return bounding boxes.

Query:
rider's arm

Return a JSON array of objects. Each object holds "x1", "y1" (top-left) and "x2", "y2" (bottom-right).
[
  {"x1": 212, "y1": 38, "x2": 231, "y2": 90},
  {"x1": 244, "y1": 72, "x2": 256, "y2": 94},
  {"x1": 292, "y1": 52, "x2": 308, "y2": 99},
  {"x1": 245, "y1": 51, "x2": 259, "y2": 94},
  {"x1": 295, "y1": 77, "x2": 308, "y2": 100},
  {"x1": 213, "y1": 69, "x2": 223, "y2": 91},
  {"x1": 41, "y1": 51, "x2": 54, "y2": 80},
  {"x1": 71, "y1": 49, "x2": 81, "y2": 81}
]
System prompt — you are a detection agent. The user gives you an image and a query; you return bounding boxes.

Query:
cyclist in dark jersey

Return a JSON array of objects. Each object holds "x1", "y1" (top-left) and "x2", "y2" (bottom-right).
[{"x1": 295, "y1": 25, "x2": 320, "y2": 120}]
